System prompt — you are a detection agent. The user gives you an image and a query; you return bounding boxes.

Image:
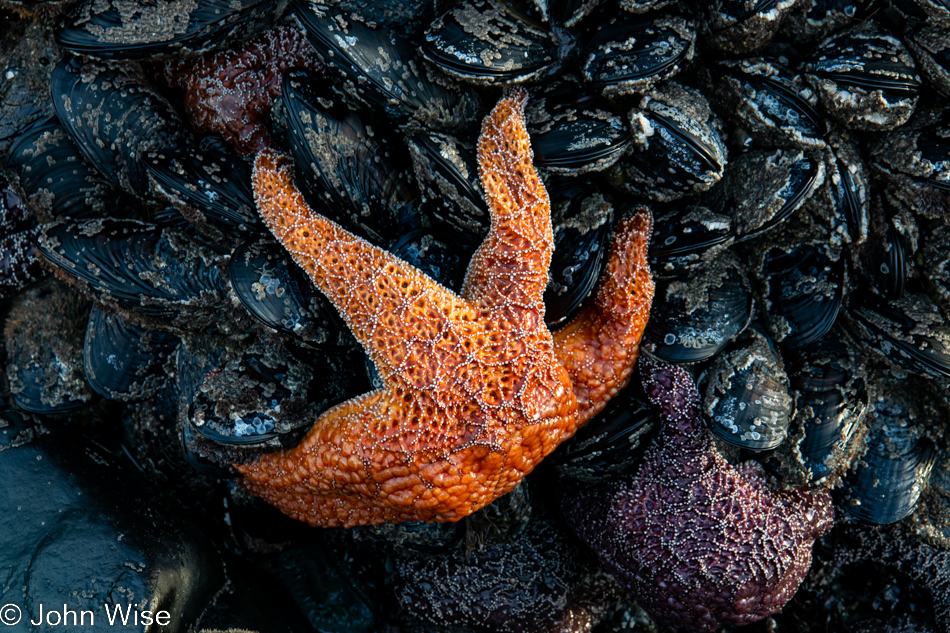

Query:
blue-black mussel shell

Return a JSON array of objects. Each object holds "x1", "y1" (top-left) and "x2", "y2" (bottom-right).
[
  {"x1": 51, "y1": 57, "x2": 189, "y2": 199},
  {"x1": 282, "y1": 68, "x2": 424, "y2": 248},
  {"x1": 38, "y1": 218, "x2": 225, "y2": 333},
  {"x1": 421, "y1": 0, "x2": 558, "y2": 85},
  {"x1": 57, "y1": 0, "x2": 278, "y2": 59},
  {"x1": 146, "y1": 136, "x2": 260, "y2": 242},
  {"x1": 83, "y1": 304, "x2": 179, "y2": 402},
  {"x1": 642, "y1": 249, "x2": 754, "y2": 364}
]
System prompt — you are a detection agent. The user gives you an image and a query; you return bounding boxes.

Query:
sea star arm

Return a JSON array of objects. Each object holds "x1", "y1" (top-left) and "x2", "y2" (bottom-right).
[
  {"x1": 552, "y1": 208, "x2": 654, "y2": 425},
  {"x1": 251, "y1": 148, "x2": 470, "y2": 381},
  {"x1": 638, "y1": 355, "x2": 705, "y2": 449},
  {"x1": 464, "y1": 88, "x2": 552, "y2": 323},
  {"x1": 235, "y1": 389, "x2": 511, "y2": 527}
]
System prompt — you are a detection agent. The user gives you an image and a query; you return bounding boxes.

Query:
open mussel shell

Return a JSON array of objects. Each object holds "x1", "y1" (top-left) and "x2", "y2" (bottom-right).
[
  {"x1": 847, "y1": 292, "x2": 950, "y2": 380},
  {"x1": 544, "y1": 183, "x2": 613, "y2": 328},
  {"x1": 804, "y1": 27, "x2": 921, "y2": 131},
  {"x1": 51, "y1": 57, "x2": 188, "y2": 199},
  {"x1": 615, "y1": 82, "x2": 727, "y2": 202},
  {"x1": 706, "y1": 0, "x2": 802, "y2": 54},
  {"x1": 5, "y1": 117, "x2": 123, "y2": 222},
  {"x1": 580, "y1": 12, "x2": 695, "y2": 97},
  {"x1": 703, "y1": 326, "x2": 793, "y2": 451},
  {"x1": 527, "y1": 82, "x2": 629, "y2": 175},
  {"x1": 83, "y1": 304, "x2": 179, "y2": 402},
  {"x1": 405, "y1": 131, "x2": 488, "y2": 249},
  {"x1": 145, "y1": 138, "x2": 259, "y2": 242},
  {"x1": 549, "y1": 382, "x2": 658, "y2": 482},
  {"x1": 755, "y1": 242, "x2": 845, "y2": 350},
  {"x1": 56, "y1": 0, "x2": 277, "y2": 59},
  {"x1": 705, "y1": 59, "x2": 828, "y2": 150},
  {"x1": 421, "y1": 0, "x2": 557, "y2": 85},
  {"x1": 840, "y1": 376, "x2": 939, "y2": 524},
  {"x1": 282, "y1": 68, "x2": 423, "y2": 247},
  {"x1": 906, "y1": 24, "x2": 950, "y2": 97},
  {"x1": 720, "y1": 148, "x2": 825, "y2": 241},
  {"x1": 292, "y1": 0, "x2": 477, "y2": 130},
  {"x1": 37, "y1": 218, "x2": 225, "y2": 332},
  {"x1": 228, "y1": 239, "x2": 346, "y2": 346},
  {"x1": 642, "y1": 249, "x2": 754, "y2": 364},
  {"x1": 649, "y1": 204, "x2": 734, "y2": 274},
  {"x1": 779, "y1": 334, "x2": 869, "y2": 483},
  {"x1": 4, "y1": 279, "x2": 94, "y2": 414}
]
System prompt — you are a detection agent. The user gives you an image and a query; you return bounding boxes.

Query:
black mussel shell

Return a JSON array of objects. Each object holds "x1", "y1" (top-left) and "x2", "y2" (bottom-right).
[
  {"x1": 51, "y1": 57, "x2": 188, "y2": 198},
  {"x1": 804, "y1": 27, "x2": 920, "y2": 131},
  {"x1": 282, "y1": 69, "x2": 423, "y2": 247},
  {"x1": 56, "y1": 0, "x2": 277, "y2": 59},
  {"x1": 920, "y1": 224, "x2": 950, "y2": 319},
  {"x1": 779, "y1": 0, "x2": 885, "y2": 44},
  {"x1": 897, "y1": 0, "x2": 950, "y2": 26},
  {"x1": 527, "y1": 82, "x2": 629, "y2": 175},
  {"x1": 703, "y1": 326, "x2": 793, "y2": 451},
  {"x1": 856, "y1": 193, "x2": 915, "y2": 300},
  {"x1": 720, "y1": 148, "x2": 824, "y2": 241},
  {"x1": 615, "y1": 82, "x2": 727, "y2": 202},
  {"x1": 784, "y1": 336, "x2": 869, "y2": 483},
  {"x1": 544, "y1": 183, "x2": 613, "y2": 328},
  {"x1": 38, "y1": 218, "x2": 225, "y2": 332},
  {"x1": 870, "y1": 108, "x2": 950, "y2": 200},
  {"x1": 421, "y1": 0, "x2": 557, "y2": 85},
  {"x1": 405, "y1": 131, "x2": 488, "y2": 249},
  {"x1": 643, "y1": 249, "x2": 754, "y2": 363},
  {"x1": 83, "y1": 304, "x2": 178, "y2": 401},
  {"x1": 179, "y1": 336, "x2": 365, "y2": 464},
  {"x1": 0, "y1": 181, "x2": 44, "y2": 300},
  {"x1": 533, "y1": 0, "x2": 602, "y2": 26},
  {"x1": 705, "y1": 59, "x2": 827, "y2": 150},
  {"x1": 756, "y1": 243, "x2": 845, "y2": 350},
  {"x1": 228, "y1": 239, "x2": 346, "y2": 346},
  {"x1": 905, "y1": 24, "x2": 950, "y2": 97},
  {"x1": 825, "y1": 134, "x2": 869, "y2": 246},
  {"x1": 388, "y1": 230, "x2": 467, "y2": 292},
  {"x1": 840, "y1": 377, "x2": 938, "y2": 524},
  {"x1": 549, "y1": 382, "x2": 658, "y2": 481},
  {"x1": 650, "y1": 204, "x2": 734, "y2": 273},
  {"x1": 5, "y1": 279, "x2": 94, "y2": 413},
  {"x1": 292, "y1": 0, "x2": 478, "y2": 130},
  {"x1": 847, "y1": 292, "x2": 950, "y2": 380},
  {"x1": 5, "y1": 117, "x2": 123, "y2": 222},
  {"x1": 145, "y1": 138, "x2": 259, "y2": 242},
  {"x1": 581, "y1": 12, "x2": 695, "y2": 97},
  {"x1": 706, "y1": 0, "x2": 802, "y2": 54},
  {"x1": 619, "y1": 0, "x2": 677, "y2": 13}
]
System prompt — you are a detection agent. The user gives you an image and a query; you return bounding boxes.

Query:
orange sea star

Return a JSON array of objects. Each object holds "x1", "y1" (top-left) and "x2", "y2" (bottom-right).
[{"x1": 235, "y1": 90, "x2": 654, "y2": 527}]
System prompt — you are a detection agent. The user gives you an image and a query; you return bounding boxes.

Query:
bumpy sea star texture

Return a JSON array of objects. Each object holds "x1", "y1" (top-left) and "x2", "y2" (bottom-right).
[
  {"x1": 236, "y1": 90, "x2": 653, "y2": 527},
  {"x1": 162, "y1": 27, "x2": 319, "y2": 156},
  {"x1": 562, "y1": 356, "x2": 834, "y2": 631}
]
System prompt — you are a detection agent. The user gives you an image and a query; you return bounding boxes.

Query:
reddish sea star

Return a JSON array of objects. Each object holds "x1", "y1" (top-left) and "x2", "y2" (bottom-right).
[
  {"x1": 162, "y1": 27, "x2": 319, "y2": 156},
  {"x1": 562, "y1": 356, "x2": 834, "y2": 631},
  {"x1": 235, "y1": 90, "x2": 653, "y2": 527}
]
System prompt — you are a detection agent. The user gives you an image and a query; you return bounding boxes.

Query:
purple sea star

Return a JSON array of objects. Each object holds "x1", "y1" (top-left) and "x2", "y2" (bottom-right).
[{"x1": 561, "y1": 356, "x2": 834, "y2": 631}]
